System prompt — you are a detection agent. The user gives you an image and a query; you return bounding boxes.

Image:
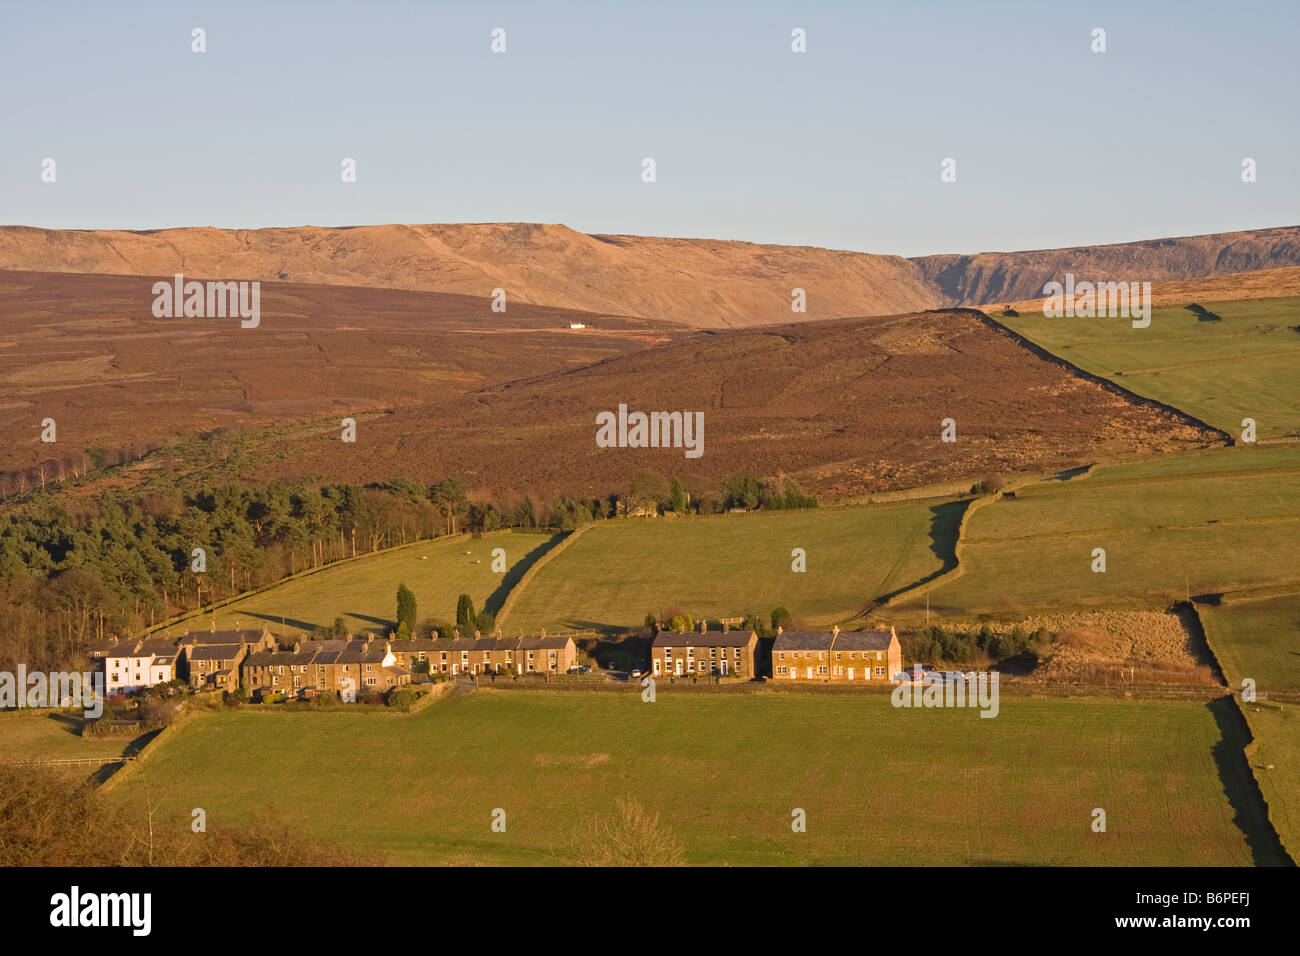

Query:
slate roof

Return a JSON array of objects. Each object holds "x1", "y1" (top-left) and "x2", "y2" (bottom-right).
[
  {"x1": 518, "y1": 636, "x2": 574, "y2": 650},
  {"x1": 830, "y1": 630, "x2": 894, "y2": 651},
  {"x1": 388, "y1": 639, "x2": 444, "y2": 652},
  {"x1": 652, "y1": 629, "x2": 756, "y2": 648},
  {"x1": 136, "y1": 638, "x2": 182, "y2": 660},
  {"x1": 244, "y1": 649, "x2": 319, "y2": 667},
  {"x1": 186, "y1": 643, "x2": 243, "y2": 661},
  {"x1": 772, "y1": 631, "x2": 835, "y2": 652},
  {"x1": 773, "y1": 629, "x2": 896, "y2": 653}
]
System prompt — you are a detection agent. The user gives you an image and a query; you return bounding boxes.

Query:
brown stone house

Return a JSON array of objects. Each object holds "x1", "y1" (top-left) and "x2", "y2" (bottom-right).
[
  {"x1": 183, "y1": 642, "x2": 247, "y2": 692},
  {"x1": 386, "y1": 634, "x2": 573, "y2": 677},
  {"x1": 321, "y1": 636, "x2": 409, "y2": 696},
  {"x1": 517, "y1": 634, "x2": 576, "y2": 674},
  {"x1": 243, "y1": 644, "x2": 321, "y2": 699},
  {"x1": 422, "y1": 638, "x2": 480, "y2": 676},
  {"x1": 242, "y1": 636, "x2": 410, "y2": 700},
  {"x1": 772, "y1": 626, "x2": 901, "y2": 683},
  {"x1": 386, "y1": 638, "x2": 444, "y2": 677},
  {"x1": 650, "y1": 621, "x2": 758, "y2": 679}
]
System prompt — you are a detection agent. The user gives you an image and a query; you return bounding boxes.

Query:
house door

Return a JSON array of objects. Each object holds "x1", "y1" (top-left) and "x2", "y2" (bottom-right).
[
  {"x1": 806, "y1": 666, "x2": 814, "y2": 679},
  {"x1": 847, "y1": 667, "x2": 854, "y2": 680},
  {"x1": 720, "y1": 660, "x2": 728, "y2": 676},
  {"x1": 675, "y1": 660, "x2": 682, "y2": 676}
]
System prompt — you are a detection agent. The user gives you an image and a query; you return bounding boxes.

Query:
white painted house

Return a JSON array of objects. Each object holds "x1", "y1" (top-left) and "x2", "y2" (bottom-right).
[{"x1": 98, "y1": 637, "x2": 180, "y2": 694}]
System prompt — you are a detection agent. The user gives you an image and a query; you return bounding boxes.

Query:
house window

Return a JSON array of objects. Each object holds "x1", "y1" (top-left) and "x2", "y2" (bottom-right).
[
  {"x1": 874, "y1": 667, "x2": 885, "y2": 676},
  {"x1": 817, "y1": 666, "x2": 828, "y2": 675},
  {"x1": 776, "y1": 666, "x2": 786, "y2": 675},
  {"x1": 777, "y1": 652, "x2": 784, "y2": 661},
  {"x1": 833, "y1": 666, "x2": 843, "y2": 676}
]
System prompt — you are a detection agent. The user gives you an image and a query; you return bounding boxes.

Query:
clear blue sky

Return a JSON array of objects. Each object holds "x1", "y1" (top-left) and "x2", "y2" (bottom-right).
[{"x1": 1, "y1": 0, "x2": 1296, "y2": 257}]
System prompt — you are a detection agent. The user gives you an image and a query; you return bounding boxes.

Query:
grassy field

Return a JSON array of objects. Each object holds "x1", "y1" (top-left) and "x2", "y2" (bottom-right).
[
  {"x1": 107, "y1": 690, "x2": 1279, "y2": 866},
  {"x1": 1238, "y1": 705, "x2": 1299, "y2": 862},
  {"x1": 911, "y1": 446, "x2": 1300, "y2": 615},
  {"x1": 1201, "y1": 594, "x2": 1300, "y2": 696},
  {"x1": 0, "y1": 711, "x2": 146, "y2": 764},
  {"x1": 1198, "y1": 595, "x2": 1300, "y2": 860},
  {"x1": 998, "y1": 295, "x2": 1300, "y2": 439},
  {"x1": 500, "y1": 499, "x2": 964, "y2": 631},
  {"x1": 161, "y1": 530, "x2": 562, "y2": 637}
]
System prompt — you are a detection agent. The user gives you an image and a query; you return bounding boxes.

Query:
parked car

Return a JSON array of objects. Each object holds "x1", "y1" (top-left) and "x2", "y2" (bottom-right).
[{"x1": 630, "y1": 667, "x2": 643, "y2": 678}]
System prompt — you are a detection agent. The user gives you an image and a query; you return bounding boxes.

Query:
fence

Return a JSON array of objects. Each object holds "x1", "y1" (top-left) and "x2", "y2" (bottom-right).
[{"x1": 0, "y1": 754, "x2": 136, "y2": 768}]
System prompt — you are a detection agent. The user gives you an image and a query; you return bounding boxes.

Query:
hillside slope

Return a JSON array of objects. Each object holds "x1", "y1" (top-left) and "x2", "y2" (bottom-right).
[
  {"x1": 912, "y1": 226, "x2": 1300, "y2": 306},
  {"x1": 0, "y1": 223, "x2": 938, "y2": 329}
]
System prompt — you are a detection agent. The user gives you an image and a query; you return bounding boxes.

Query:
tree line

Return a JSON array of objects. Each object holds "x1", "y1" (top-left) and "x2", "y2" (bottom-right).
[{"x1": 0, "y1": 470, "x2": 817, "y2": 670}]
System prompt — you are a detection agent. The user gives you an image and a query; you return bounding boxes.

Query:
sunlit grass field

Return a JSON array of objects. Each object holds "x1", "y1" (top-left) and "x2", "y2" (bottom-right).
[
  {"x1": 107, "y1": 690, "x2": 1277, "y2": 866},
  {"x1": 501, "y1": 500, "x2": 963, "y2": 631},
  {"x1": 162, "y1": 530, "x2": 562, "y2": 637},
  {"x1": 998, "y1": 296, "x2": 1300, "y2": 438},
  {"x1": 916, "y1": 447, "x2": 1300, "y2": 614}
]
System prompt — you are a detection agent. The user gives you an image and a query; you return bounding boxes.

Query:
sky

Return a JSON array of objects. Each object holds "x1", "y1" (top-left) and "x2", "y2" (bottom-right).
[{"x1": 1, "y1": 0, "x2": 1296, "y2": 258}]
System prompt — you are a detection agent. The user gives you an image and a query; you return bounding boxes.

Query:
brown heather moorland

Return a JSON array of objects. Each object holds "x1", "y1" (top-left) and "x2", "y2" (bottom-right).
[{"x1": 0, "y1": 268, "x2": 1222, "y2": 503}]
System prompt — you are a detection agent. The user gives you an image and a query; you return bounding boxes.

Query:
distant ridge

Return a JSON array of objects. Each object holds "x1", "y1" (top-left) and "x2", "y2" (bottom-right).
[
  {"x1": 910, "y1": 225, "x2": 1300, "y2": 306},
  {"x1": 1, "y1": 222, "x2": 1298, "y2": 328}
]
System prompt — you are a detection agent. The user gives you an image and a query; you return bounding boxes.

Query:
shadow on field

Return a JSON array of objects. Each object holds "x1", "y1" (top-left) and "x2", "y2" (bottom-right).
[
  {"x1": 875, "y1": 500, "x2": 966, "y2": 605},
  {"x1": 1207, "y1": 697, "x2": 1293, "y2": 867},
  {"x1": 556, "y1": 619, "x2": 624, "y2": 640},
  {"x1": 345, "y1": 612, "x2": 395, "y2": 632},
  {"x1": 48, "y1": 711, "x2": 83, "y2": 737},
  {"x1": 483, "y1": 533, "x2": 566, "y2": 618},
  {"x1": 247, "y1": 612, "x2": 318, "y2": 633}
]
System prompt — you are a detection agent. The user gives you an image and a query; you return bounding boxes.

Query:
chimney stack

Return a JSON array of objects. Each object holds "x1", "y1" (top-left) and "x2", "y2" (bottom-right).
[
  {"x1": 699, "y1": 619, "x2": 707, "y2": 634},
  {"x1": 722, "y1": 620, "x2": 729, "y2": 633},
  {"x1": 832, "y1": 625, "x2": 840, "y2": 639},
  {"x1": 777, "y1": 625, "x2": 783, "y2": 635}
]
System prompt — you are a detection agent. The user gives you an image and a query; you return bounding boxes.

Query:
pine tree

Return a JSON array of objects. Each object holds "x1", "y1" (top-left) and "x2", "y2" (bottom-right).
[{"x1": 396, "y1": 583, "x2": 417, "y2": 636}]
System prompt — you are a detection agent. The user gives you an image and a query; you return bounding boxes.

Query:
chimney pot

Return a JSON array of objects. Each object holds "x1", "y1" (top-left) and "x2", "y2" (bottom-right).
[{"x1": 699, "y1": 619, "x2": 706, "y2": 634}]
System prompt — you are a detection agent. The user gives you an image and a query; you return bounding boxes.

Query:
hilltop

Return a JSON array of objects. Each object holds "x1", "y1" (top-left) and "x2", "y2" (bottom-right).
[{"x1": 3, "y1": 222, "x2": 1299, "y2": 328}]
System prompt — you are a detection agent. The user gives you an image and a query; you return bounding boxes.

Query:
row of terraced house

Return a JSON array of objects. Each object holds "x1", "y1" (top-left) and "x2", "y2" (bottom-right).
[
  {"x1": 650, "y1": 621, "x2": 902, "y2": 683},
  {"x1": 88, "y1": 620, "x2": 903, "y2": 700},
  {"x1": 88, "y1": 623, "x2": 579, "y2": 701}
]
